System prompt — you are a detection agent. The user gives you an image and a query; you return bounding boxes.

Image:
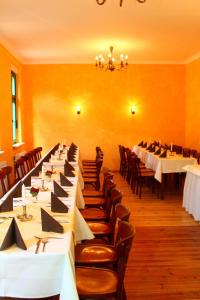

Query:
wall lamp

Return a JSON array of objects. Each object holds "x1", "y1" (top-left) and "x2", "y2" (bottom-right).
[
  {"x1": 131, "y1": 106, "x2": 136, "y2": 115},
  {"x1": 76, "y1": 106, "x2": 81, "y2": 114}
]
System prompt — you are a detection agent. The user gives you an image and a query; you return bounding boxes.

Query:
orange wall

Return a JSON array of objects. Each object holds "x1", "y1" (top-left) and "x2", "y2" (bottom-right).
[
  {"x1": 23, "y1": 64, "x2": 185, "y2": 170},
  {"x1": 185, "y1": 58, "x2": 200, "y2": 150},
  {"x1": 0, "y1": 43, "x2": 29, "y2": 181}
]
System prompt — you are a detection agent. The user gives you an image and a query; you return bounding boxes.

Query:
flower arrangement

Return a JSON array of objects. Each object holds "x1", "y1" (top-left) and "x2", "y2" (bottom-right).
[
  {"x1": 30, "y1": 187, "x2": 39, "y2": 197},
  {"x1": 45, "y1": 170, "x2": 53, "y2": 177}
]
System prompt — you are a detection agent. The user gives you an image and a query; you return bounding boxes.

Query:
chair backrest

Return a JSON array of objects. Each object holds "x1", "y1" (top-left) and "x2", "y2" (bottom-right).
[
  {"x1": 0, "y1": 166, "x2": 12, "y2": 194},
  {"x1": 105, "y1": 188, "x2": 122, "y2": 221},
  {"x1": 14, "y1": 157, "x2": 26, "y2": 182},
  {"x1": 0, "y1": 170, "x2": 7, "y2": 197},
  {"x1": 35, "y1": 147, "x2": 43, "y2": 161},
  {"x1": 115, "y1": 221, "x2": 135, "y2": 300},
  {"x1": 111, "y1": 203, "x2": 130, "y2": 244},
  {"x1": 182, "y1": 147, "x2": 191, "y2": 157},
  {"x1": 22, "y1": 153, "x2": 32, "y2": 173}
]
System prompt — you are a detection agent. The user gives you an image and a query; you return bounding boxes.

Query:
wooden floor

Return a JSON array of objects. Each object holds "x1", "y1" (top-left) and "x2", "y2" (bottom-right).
[{"x1": 114, "y1": 172, "x2": 200, "y2": 300}]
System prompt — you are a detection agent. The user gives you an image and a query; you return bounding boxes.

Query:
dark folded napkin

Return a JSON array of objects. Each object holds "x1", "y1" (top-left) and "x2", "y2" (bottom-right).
[
  {"x1": 53, "y1": 180, "x2": 69, "y2": 197},
  {"x1": 146, "y1": 143, "x2": 152, "y2": 150},
  {"x1": 0, "y1": 218, "x2": 27, "y2": 251},
  {"x1": 164, "y1": 144, "x2": 170, "y2": 150},
  {"x1": 67, "y1": 154, "x2": 76, "y2": 162},
  {"x1": 64, "y1": 165, "x2": 75, "y2": 177},
  {"x1": 23, "y1": 174, "x2": 31, "y2": 187},
  {"x1": 142, "y1": 142, "x2": 147, "y2": 148},
  {"x1": 154, "y1": 148, "x2": 161, "y2": 155},
  {"x1": 70, "y1": 142, "x2": 78, "y2": 149},
  {"x1": 0, "y1": 181, "x2": 22, "y2": 212},
  {"x1": 30, "y1": 163, "x2": 42, "y2": 177},
  {"x1": 12, "y1": 181, "x2": 22, "y2": 198},
  {"x1": 65, "y1": 160, "x2": 75, "y2": 171},
  {"x1": 51, "y1": 192, "x2": 68, "y2": 213},
  {"x1": 149, "y1": 146, "x2": 156, "y2": 152},
  {"x1": 159, "y1": 150, "x2": 167, "y2": 158},
  {"x1": 41, "y1": 208, "x2": 64, "y2": 233},
  {"x1": 138, "y1": 141, "x2": 144, "y2": 147},
  {"x1": 0, "y1": 195, "x2": 13, "y2": 213},
  {"x1": 60, "y1": 173, "x2": 73, "y2": 186}
]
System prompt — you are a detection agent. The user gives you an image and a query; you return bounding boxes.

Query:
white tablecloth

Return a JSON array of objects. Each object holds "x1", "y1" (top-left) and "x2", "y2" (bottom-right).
[
  {"x1": 183, "y1": 165, "x2": 200, "y2": 221},
  {"x1": 0, "y1": 148, "x2": 93, "y2": 299},
  {"x1": 133, "y1": 145, "x2": 197, "y2": 182}
]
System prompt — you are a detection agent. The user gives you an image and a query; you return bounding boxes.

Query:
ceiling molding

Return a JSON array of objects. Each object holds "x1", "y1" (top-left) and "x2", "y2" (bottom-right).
[
  {"x1": 0, "y1": 36, "x2": 23, "y2": 63},
  {"x1": 23, "y1": 59, "x2": 185, "y2": 65}
]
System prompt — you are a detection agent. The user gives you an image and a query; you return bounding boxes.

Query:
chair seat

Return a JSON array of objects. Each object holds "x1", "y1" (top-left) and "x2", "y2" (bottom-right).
[
  {"x1": 87, "y1": 221, "x2": 112, "y2": 235},
  {"x1": 83, "y1": 173, "x2": 97, "y2": 178},
  {"x1": 76, "y1": 267, "x2": 118, "y2": 296},
  {"x1": 84, "y1": 177, "x2": 98, "y2": 183},
  {"x1": 83, "y1": 169, "x2": 97, "y2": 173},
  {"x1": 84, "y1": 196, "x2": 105, "y2": 206},
  {"x1": 75, "y1": 244, "x2": 117, "y2": 265},
  {"x1": 140, "y1": 170, "x2": 154, "y2": 177},
  {"x1": 81, "y1": 208, "x2": 106, "y2": 220},
  {"x1": 83, "y1": 190, "x2": 104, "y2": 198}
]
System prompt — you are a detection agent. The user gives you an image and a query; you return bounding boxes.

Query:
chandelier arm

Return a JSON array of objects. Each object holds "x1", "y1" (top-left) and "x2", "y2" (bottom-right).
[{"x1": 96, "y1": 0, "x2": 106, "y2": 5}]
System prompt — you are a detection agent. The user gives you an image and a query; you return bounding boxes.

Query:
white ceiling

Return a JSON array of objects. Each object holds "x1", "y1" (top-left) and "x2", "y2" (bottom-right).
[{"x1": 0, "y1": 0, "x2": 200, "y2": 64}]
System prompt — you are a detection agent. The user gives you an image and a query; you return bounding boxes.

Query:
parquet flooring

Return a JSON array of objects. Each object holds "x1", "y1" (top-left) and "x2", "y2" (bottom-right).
[{"x1": 114, "y1": 172, "x2": 200, "y2": 300}]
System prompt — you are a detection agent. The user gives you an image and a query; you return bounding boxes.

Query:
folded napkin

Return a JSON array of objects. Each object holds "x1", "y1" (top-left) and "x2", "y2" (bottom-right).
[
  {"x1": 67, "y1": 154, "x2": 76, "y2": 162},
  {"x1": 146, "y1": 143, "x2": 152, "y2": 150},
  {"x1": 30, "y1": 163, "x2": 42, "y2": 177},
  {"x1": 51, "y1": 192, "x2": 69, "y2": 213},
  {"x1": 23, "y1": 174, "x2": 31, "y2": 187},
  {"x1": 60, "y1": 173, "x2": 73, "y2": 186},
  {"x1": 159, "y1": 150, "x2": 167, "y2": 158},
  {"x1": 70, "y1": 142, "x2": 78, "y2": 149},
  {"x1": 64, "y1": 165, "x2": 75, "y2": 177},
  {"x1": 53, "y1": 180, "x2": 69, "y2": 197},
  {"x1": 65, "y1": 160, "x2": 75, "y2": 171},
  {"x1": 149, "y1": 145, "x2": 156, "y2": 152},
  {"x1": 12, "y1": 181, "x2": 22, "y2": 198},
  {"x1": 142, "y1": 142, "x2": 147, "y2": 148},
  {"x1": 0, "y1": 218, "x2": 27, "y2": 251},
  {"x1": 41, "y1": 208, "x2": 64, "y2": 233},
  {"x1": 154, "y1": 148, "x2": 161, "y2": 155},
  {"x1": 0, "y1": 194, "x2": 13, "y2": 212},
  {"x1": 138, "y1": 141, "x2": 143, "y2": 147}
]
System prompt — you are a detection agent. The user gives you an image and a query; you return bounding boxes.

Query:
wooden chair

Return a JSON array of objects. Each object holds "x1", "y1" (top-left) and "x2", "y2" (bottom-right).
[
  {"x1": 0, "y1": 169, "x2": 6, "y2": 196},
  {"x1": 134, "y1": 157, "x2": 155, "y2": 199},
  {"x1": 84, "y1": 177, "x2": 116, "y2": 208},
  {"x1": 83, "y1": 171, "x2": 114, "y2": 198},
  {"x1": 14, "y1": 157, "x2": 26, "y2": 182},
  {"x1": 1, "y1": 166, "x2": 12, "y2": 193},
  {"x1": 85, "y1": 196, "x2": 127, "y2": 245},
  {"x1": 81, "y1": 188, "x2": 122, "y2": 222},
  {"x1": 35, "y1": 146, "x2": 43, "y2": 161},
  {"x1": 82, "y1": 147, "x2": 103, "y2": 166},
  {"x1": 76, "y1": 221, "x2": 135, "y2": 300},
  {"x1": 75, "y1": 204, "x2": 131, "y2": 267},
  {"x1": 83, "y1": 159, "x2": 103, "y2": 190}
]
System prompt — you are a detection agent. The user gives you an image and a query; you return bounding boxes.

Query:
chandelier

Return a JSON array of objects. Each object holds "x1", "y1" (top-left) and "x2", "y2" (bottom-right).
[
  {"x1": 95, "y1": 46, "x2": 128, "y2": 71},
  {"x1": 96, "y1": 0, "x2": 146, "y2": 7}
]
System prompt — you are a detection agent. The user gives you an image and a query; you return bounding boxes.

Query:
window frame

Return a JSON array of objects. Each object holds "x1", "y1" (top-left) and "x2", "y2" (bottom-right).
[{"x1": 11, "y1": 71, "x2": 18, "y2": 144}]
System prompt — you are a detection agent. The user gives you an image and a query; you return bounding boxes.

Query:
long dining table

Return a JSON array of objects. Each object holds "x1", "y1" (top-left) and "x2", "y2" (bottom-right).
[
  {"x1": 0, "y1": 144, "x2": 93, "y2": 299},
  {"x1": 133, "y1": 145, "x2": 197, "y2": 198},
  {"x1": 183, "y1": 165, "x2": 200, "y2": 221}
]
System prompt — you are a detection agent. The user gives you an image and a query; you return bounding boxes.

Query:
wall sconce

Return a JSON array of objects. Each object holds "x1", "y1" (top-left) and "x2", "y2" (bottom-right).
[
  {"x1": 131, "y1": 106, "x2": 136, "y2": 115},
  {"x1": 76, "y1": 105, "x2": 81, "y2": 114}
]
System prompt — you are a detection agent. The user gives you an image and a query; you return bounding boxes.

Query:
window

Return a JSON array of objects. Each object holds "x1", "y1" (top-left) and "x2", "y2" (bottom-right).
[{"x1": 11, "y1": 71, "x2": 17, "y2": 144}]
